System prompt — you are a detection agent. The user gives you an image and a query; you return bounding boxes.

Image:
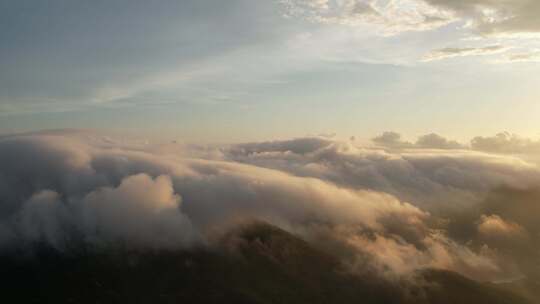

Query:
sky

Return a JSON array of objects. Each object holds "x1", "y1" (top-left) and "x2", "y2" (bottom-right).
[
  {"x1": 3, "y1": 2, "x2": 540, "y2": 297},
  {"x1": 1, "y1": 0, "x2": 540, "y2": 142}
]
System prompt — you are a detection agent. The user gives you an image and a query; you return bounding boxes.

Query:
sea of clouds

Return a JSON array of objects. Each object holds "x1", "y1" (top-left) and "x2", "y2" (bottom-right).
[{"x1": 1, "y1": 129, "x2": 539, "y2": 283}]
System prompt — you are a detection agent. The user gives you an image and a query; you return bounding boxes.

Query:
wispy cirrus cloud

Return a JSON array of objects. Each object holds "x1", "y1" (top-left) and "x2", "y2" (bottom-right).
[{"x1": 422, "y1": 45, "x2": 508, "y2": 61}]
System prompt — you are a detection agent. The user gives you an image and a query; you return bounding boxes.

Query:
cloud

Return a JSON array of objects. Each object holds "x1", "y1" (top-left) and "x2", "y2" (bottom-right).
[
  {"x1": 8, "y1": 174, "x2": 198, "y2": 251},
  {"x1": 471, "y1": 132, "x2": 540, "y2": 154},
  {"x1": 344, "y1": 230, "x2": 500, "y2": 279},
  {"x1": 372, "y1": 131, "x2": 413, "y2": 148},
  {"x1": 2, "y1": 130, "x2": 540, "y2": 283},
  {"x1": 228, "y1": 135, "x2": 540, "y2": 214},
  {"x1": 280, "y1": 0, "x2": 540, "y2": 37},
  {"x1": 279, "y1": 0, "x2": 454, "y2": 35},
  {"x1": 424, "y1": 0, "x2": 540, "y2": 36},
  {"x1": 372, "y1": 131, "x2": 464, "y2": 149},
  {"x1": 372, "y1": 131, "x2": 540, "y2": 156},
  {"x1": 416, "y1": 133, "x2": 464, "y2": 149},
  {"x1": 79, "y1": 174, "x2": 197, "y2": 249},
  {"x1": 480, "y1": 187, "x2": 540, "y2": 238},
  {"x1": 15, "y1": 190, "x2": 69, "y2": 250},
  {"x1": 279, "y1": 0, "x2": 540, "y2": 61},
  {"x1": 231, "y1": 137, "x2": 333, "y2": 155},
  {"x1": 223, "y1": 135, "x2": 540, "y2": 281},
  {"x1": 477, "y1": 214, "x2": 527, "y2": 241},
  {"x1": 502, "y1": 51, "x2": 540, "y2": 63},
  {"x1": 0, "y1": 132, "x2": 427, "y2": 245},
  {"x1": 423, "y1": 45, "x2": 508, "y2": 61}
]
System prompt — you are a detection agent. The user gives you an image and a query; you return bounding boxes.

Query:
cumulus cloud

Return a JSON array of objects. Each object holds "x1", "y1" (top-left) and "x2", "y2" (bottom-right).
[
  {"x1": 6, "y1": 174, "x2": 198, "y2": 251},
  {"x1": 372, "y1": 131, "x2": 464, "y2": 149},
  {"x1": 79, "y1": 174, "x2": 197, "y2": 249},
  {"x1": 372, "y1": 131, "x2": 413, "y2": 148},
  {"x1": 471, "y1": 132, "x2": 540, "y2": 154},
  {"x1": 372, "y1": 131, "x2": 540, "y2": 156},
  {"x1": 423, "y1": 45, "x2": 508, "y2": 61},
  {"x1": 1, "y1": 130, "x2": 540, "y2": 283},
  {"x1": 477, "y1": 214, "x2": 527, "y2": 241},
  {"x1": 416, "y1": 133, "x2": 464, "y2": 149}
]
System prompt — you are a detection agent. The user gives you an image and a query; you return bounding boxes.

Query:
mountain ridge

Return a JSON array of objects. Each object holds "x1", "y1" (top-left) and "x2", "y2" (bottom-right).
[{"x1": 0, "y1": 221, "x2": 533, "y2": 304}]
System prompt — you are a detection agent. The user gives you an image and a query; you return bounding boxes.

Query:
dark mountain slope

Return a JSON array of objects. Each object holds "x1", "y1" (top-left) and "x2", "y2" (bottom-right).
[{"x1": 0, "y1": 222, "x2": 532, "y2": 304}]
